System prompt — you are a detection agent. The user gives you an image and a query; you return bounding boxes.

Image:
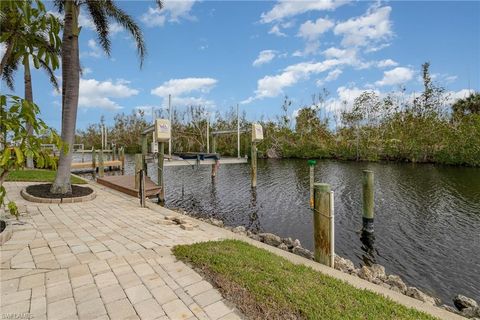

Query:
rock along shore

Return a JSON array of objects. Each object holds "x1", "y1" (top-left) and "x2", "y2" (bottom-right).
[{"x1": 169, "y1": 208, "x2": 480, "y2": 319}]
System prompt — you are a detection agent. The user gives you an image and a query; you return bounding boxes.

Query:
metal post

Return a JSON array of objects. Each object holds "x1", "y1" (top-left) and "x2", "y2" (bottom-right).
[
  {"x1": 251, "y1": 141, "x2": 257, "y2": 188},
  {"x1": 237, "y1": 104, "x2": 240, "y2": 158},
  {"x1": 158, "y1": 142, "x2": 165, "y2": 204},
  {"x1": 313, "y1": 183, "x2": 334, "y2": 267},
  {"x1": 362, "y1": 170, "x2": 374, "y2": 233}
]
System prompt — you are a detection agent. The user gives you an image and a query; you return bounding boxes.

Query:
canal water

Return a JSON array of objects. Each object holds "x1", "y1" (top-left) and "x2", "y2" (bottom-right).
[{"x1": 77, "y1": 155, "x2": 480, "y2": 305}]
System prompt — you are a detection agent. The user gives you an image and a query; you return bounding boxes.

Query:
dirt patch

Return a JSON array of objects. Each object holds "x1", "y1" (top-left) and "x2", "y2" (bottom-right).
[
  {"x1": 26, "y1": 184, "x2": 93, "y2": 199},
  {"x1": 195, "y1": 265, "x2": 303, "y2": 320}
]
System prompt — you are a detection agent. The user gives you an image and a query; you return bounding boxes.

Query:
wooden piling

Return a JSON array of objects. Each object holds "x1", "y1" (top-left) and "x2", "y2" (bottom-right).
[
  {"x1": 98, "y1": 149, "x2": 104, "y2": 177},
  {"x1": 212, "y1": 135, "x2": 216, "y2": 154},
  {"x1": 251, "y1": 141, "x2": 257, "y2": 188},
  {"x1": 134, "y1": 154, "x2": 143, "y2": 189},
  {"x1": 211, "y1": 159, "x2": 219, "y2": 178},
  {"x1": 112, "y1": 145, "x2": 117, "y2": 161},
  {"x1": 92, "y1": 148, "x2": 96, "y2": 171},
  {"x1": 362, "y1": 170, "x2": 374, "y2": 233},
  {"x1": 308, "y1": 160, "x2": 316, "y2": 208},
  {"x1": 141, "y1": 134, "x2": 148, "y2": 172},
  {"x1": 120, "y1": 147, "x2": 125, "y2": 175},
  {"x1": 313, "y1": 183, "x2": 335, "y2": 267},
  {"x1": 139, "y1": 169, "x2": 146, "y2": 207},
  {"x1": 157, "y1": 142, "x2": 165, "y2": 204}
]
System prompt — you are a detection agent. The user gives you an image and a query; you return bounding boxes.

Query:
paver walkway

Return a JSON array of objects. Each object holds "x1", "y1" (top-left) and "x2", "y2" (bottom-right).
[{"x1": 1, "y1": 182, "x2": 242, "y2": 320}]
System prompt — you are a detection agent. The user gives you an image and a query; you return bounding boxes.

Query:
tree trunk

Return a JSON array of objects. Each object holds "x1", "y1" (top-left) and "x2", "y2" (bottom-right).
[
  {"x1": 51, "y1": 0, "x2": 80, "y2": 195},
  {"x1": 24, "y1": 56, "x2": 34, "y2": 168}
]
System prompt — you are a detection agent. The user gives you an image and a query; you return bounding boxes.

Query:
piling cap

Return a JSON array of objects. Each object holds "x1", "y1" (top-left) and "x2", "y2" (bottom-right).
[{"x1": 308, "y1": 159, "x2": 317, "y2": 166}]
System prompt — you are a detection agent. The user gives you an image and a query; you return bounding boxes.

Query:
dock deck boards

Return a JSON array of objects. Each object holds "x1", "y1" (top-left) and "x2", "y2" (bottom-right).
[
  {"x1": 71, "y1": 160, "x2": 122, "y2": 170},
  {"x1": 96, "y1": 175, "x2": 161, "y2": 198}
]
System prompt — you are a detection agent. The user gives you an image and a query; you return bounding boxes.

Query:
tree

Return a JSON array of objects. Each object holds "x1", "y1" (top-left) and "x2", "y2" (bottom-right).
[
  {"x1": 50, "y1": 0, "x2": 162, "y2": 194},
  {"x1": 0, "y1": 0, "x2": 62, "y2": 168},
  {"x1": 452, "y1": 92, "x2": 480, "y2": 120},
  {"x1": 0, "y1": 95, "x2": 62, "y2": 218}
]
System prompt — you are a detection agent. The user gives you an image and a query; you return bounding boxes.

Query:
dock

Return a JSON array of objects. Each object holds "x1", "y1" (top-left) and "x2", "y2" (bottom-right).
[
  {"x1": 163, "y1": 157, "x2": 247, "y2": 167},
  {"x1": 96, "y1": 175, "x2": 161, "y2": 198},
  {"x1": 71, "y1": 160, "x2": 123, "y2": 171}
]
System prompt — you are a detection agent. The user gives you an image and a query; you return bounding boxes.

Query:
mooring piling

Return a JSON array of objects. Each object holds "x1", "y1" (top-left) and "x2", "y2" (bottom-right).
[
  {"x1": 134, "y1": 154, "x2": 143, "y2": 189},
  {"x1": 92, "y1": 148, "x2": 96, "y2": 173},
  {"x1": 139, "y1": 169, "x2": 146, "y2": 208},
  {"x1": 313, "y1": 183, "x2": 335, "y2": 267},
  {"x1": 251, "y1": 141, "x2": 257, "y2": 188},
  {"x1": 98, "y1": 149, "x2": 104, "y2": 177},
  {"x1": 308, "y1": 160, "x2": 316, "y2": 208},
  {"x1": 157, "y1": 141, "x2": 165, "y2": 204},
  {"x1": 362, "y1": 170, "x2": 374, "y2": 233}
]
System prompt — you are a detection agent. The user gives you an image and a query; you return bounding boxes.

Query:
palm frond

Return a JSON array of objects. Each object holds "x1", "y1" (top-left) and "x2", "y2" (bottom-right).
[
  {"x1": 85, "y1": 0, "x2": 111, "y2": 56},
  {"x1": 103, "y1": 0, "x2": 146, "y2": 67},
  {"x1": 2, "y1": 56, "x2": 19, "y2": 91},
  {"x1": 39, "y1": 59, "x2": 60, "y2": 92}
]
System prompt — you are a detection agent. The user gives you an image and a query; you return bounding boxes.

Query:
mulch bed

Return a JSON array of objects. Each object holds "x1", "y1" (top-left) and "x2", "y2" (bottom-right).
[{"x1": 26, "y1": 184, "x2": 93, "y2": 199}]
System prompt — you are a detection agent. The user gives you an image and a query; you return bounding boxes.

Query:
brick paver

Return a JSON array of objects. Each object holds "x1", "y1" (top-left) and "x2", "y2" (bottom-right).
[{"x1": 1, "y1": 182, "x2": 242, "y2": 320}]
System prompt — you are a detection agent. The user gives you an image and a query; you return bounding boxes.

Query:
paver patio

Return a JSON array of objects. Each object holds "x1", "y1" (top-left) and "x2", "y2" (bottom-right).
[{"x1": 1, "y1": 182, "x2": 242, "y2": 320}]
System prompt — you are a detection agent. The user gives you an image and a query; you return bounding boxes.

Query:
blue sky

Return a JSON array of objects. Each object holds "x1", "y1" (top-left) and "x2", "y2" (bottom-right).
[{"x1": 2, "y1": 0, "x2": 480, "y2": 130}]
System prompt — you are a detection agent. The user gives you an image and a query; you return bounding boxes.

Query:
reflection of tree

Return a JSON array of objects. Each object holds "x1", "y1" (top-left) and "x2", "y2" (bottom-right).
[{"x1": 247, "y1": 188, "x2": 262, "y2": 232}]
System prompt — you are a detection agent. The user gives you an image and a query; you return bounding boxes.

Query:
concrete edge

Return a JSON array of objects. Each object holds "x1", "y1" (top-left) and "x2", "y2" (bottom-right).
[
  {"x1": 20, "y1": 187, "x2": 97, "y2": 204},
  {"x1": 143, "y1": 203, "x2": 465, "y2": 320}
]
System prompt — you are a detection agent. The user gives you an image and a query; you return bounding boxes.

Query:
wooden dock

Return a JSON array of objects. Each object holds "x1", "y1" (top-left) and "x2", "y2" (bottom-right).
[
  {"x1": 71, "y1": 160, "x2": 122, "y2": 171},
  {"x1": 163, "y1": 157, "x2": 247, "y2": 167},
  {"x1": 96, "y1": 175, "x2": 161, "y2": 198}
]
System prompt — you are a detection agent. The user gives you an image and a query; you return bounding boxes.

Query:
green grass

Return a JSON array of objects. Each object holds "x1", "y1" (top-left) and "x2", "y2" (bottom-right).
[
  {"x1": 173, "y1": 240, "x2": 436, "y2": 320},
  {"x1": 5, "y1": 169, "x2": 87, "y2": 184}
]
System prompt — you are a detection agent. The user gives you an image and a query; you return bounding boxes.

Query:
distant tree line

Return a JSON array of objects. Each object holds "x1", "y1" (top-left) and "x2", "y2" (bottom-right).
[{"x1": 75, "y1": 63, "x2": 480, "y2": 166}]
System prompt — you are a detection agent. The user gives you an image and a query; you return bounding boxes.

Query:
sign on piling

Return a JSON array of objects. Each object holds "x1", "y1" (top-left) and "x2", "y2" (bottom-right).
[{"x1": 313, "y1": 183, "x2": 335, "y2": 267}]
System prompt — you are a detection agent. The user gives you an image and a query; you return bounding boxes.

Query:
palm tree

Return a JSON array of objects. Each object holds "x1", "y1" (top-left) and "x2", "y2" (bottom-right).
[
  {"x1": 50, "y1": 0, "x2": 162, "y2": 194},
  {"x1": 1, "y1": 0, "x2": 61, "y2": 167}
]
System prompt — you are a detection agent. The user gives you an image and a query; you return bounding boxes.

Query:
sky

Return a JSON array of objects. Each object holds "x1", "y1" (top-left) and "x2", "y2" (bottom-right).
[{"x1": 2, "y1": 0, "x2": 480, "y2": 130}]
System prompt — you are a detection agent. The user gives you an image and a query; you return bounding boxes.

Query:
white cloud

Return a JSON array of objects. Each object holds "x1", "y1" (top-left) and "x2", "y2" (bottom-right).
[
  {"x1": 334, "y1": 5, "x2": 392, "y2": 48},
  {"x1": 141, "y1": 1, "x2": 197, "y2": 27},
  {"x1": 446, "y1": 89, "x2": 475, "y2": 104},
  {"x1": 317, "y1": 68, "x2": 342, "y2": 86},
  {"x1": 243, "y1": 59, "x2": 342, "y2": 103},
  {"x1": 375, "y1": 67, "x2": 414, "y2": 86},
  {"x1": 297, "y1": 18, "x2": 334, "y2": 40},
  {"x1": 261, "y1": 0, "x2": 350, "y2": 23},
  {"x1": 151, "y1": 78, "x2": 217, "y2": 97},
  {"x1": 85, "y1": 39, "x2": 102, "y2": 58},
  {"x1": 268, "y1": 25, "x2": 287, "y2": 37},
  {"x1": 79, "y1": 78, "x2": 139, "y2": 110},
  {"x1": 82, "y1": 67, "x2": 93, "y2": 76},
  {"x1": 292, "y1": 41, "x2": 320, "y2": 57},
  {"x1": 253, "y1": 50, "x2": 277, "y2": 67},
  {"x1": 377, "y1": 59, "x2": 398, "y2": 68}
]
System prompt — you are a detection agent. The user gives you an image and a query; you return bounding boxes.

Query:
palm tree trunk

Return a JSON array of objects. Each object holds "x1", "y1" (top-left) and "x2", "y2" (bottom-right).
[
  {"x1": 24, "y1": 56, "x2": 35, "y2": 168},
  {"x1": 51, "y1": 0, "x2": 80, "y2": 195}
]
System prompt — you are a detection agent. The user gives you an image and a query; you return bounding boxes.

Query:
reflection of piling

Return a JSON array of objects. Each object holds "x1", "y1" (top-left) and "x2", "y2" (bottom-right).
[
  {"x1": 308, "y1": 160, "x2": 316, "y2": 208},
  {"x1": 313, "y1": 183, "x2": 335, "y2": 267},
  {"x1": 362, "y1": 170, "x2": 374, "y2": 233},
  {"x1": 360, "y1": 230, "x2": 376, "y2": 265}
]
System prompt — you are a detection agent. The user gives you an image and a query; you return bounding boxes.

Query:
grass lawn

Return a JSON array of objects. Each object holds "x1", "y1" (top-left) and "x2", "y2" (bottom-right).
[
  {"x1": 5, "y1": 169, "x2": 87, "y2": 184},
  {"x1": 173, "y1": 240, "x2": 436, "y2": 320}
]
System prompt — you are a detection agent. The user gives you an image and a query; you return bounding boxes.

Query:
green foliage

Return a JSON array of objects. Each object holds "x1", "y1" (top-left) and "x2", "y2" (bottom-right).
[
  {"x1": 174, "y1": 240, "x2": 435, "y2": 320},
  {"x1": 0, "y1": 94, "x2": 63, "y2": 217}
]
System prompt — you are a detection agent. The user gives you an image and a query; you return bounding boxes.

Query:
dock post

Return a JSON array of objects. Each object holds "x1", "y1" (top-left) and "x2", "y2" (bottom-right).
[
  {"x1": 362, "y1": 170, "x2": 374, "y2": 233},
  {"x1": 251, "y1": 141, "x2": 257, "y2": 188},
  {"x1": 141, "y1": 134, "x2": 148, "y2": 173},
  {"x1": 135, "y1": 154, "x2": 142, "y2": 189},
  {"x1": 112, "y1": 145, "x2": 117, "y2": 161},
  {"x1": 211, "y1": 159, "x2": 219, "y2": 178},
  {"x1": 120, "y1": 147, "x2": 125, "y2": 175},
  {"x1": 139, "y1": 169, "x2": 146, "y2": 208},
  {"x1": 157, "y1": 142, "x2": 165, "y2": 204},
  {"x1": 313, "y1": 183, "x2": 335, "y2": 267},
  {"x1": 308, "y1": 160, "x2": 316, "y2": 208},
  {"x1": 92, "y1": 148, "x2": 96, "y2": 171},
  {"x1": 99, "y1": 149, "x2": 104, "y2": 177}
]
